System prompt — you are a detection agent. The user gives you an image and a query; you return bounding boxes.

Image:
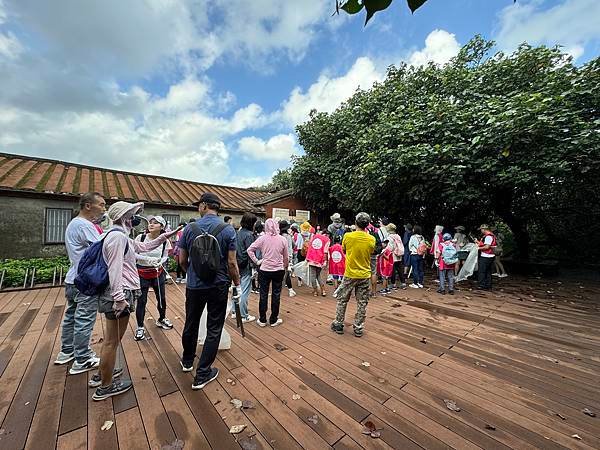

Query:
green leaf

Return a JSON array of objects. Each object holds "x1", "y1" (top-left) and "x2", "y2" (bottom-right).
[
  {"x1": 501, "y1": 147, "x2": 510, "y2": 157},
  {"x1": 407, "y1": 0, "x2": 427, "y2": 13},
  {"x1": 341, "y1": 0, "x2": 364, "y2": 14},
  {"x1": 364, "y1": 0, "x2": 393, "y2": 25},
  {"x1": 471, "y1": 136, "x2": 481, "y2": 145}
]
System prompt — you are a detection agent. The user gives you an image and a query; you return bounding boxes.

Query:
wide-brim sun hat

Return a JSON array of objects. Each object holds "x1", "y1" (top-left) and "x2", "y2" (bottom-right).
[
  {"x1": 387, "y1": 223, "x2": 397, "y2": 232},
  {"x1": 455, "y1": 225, "x2": 465, "y2": 232},
  {"x1": 330, "y1": 212, "x2": 341, "y2": 221},
  {"x1": 300, "y1": 221, "x2": 311, "y2": 233},
  {"x1": 108, "y1": 201, "x2": 144, "y2": 222}
]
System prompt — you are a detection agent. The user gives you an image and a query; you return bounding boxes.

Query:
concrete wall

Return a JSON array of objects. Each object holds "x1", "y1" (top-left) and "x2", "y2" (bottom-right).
[{"x1": 0, "y1": 194, "x2": 259, "y2": 259}]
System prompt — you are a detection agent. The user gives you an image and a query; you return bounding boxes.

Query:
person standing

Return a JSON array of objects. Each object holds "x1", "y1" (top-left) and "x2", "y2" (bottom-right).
[
  {"x1": 55, "y1": 192, "x2": 106, "y2": 373},
  {"x1": 386, "y1": 223, "x2": 406, "y2": 289},
  {"x1": 134, "y1": 216, "x2": 174, "y2": 341},
  {"x1": 476, "y1": 224, "x2": 497, "y2": 290},
  {"x1": 174, "y1": 221, "x2": 187, "y2": 283},
  {"x1": 331, "y1": 212, "x2": 375, "y2": 337},
  {"x1": 178, "y1": 193, "x2": 239, "y2": 390},
  {"x1": 306, "y1": 230, "x2": 330, "y2": 297},
  {"x1": 234, "y1": 212, "x2": 258, "y2": 323},
  {"x1": 328, "y1": 235, "x2": 346, "y2": 295},
  {"x1": 247, "y1": 219, "x2": 289, "y2": 327},
  {"x1": 94, "y1": 201, "x2": 179, "y2": 400},
  {"x1": 437, "y1": 233, "x2": 457, "y2": 295},
  {"x1": 408, "y1": 225, "x2": 426, "y2": 288},
  {"x1": 453, "y1": 225, "x2": 468, "y2": 275},
  {"x1": 402, "y1": 224, "x2": 413, "y2": 277},
  {"x1": 279, "y1": 220, "x2": 297, "y2": 297}
]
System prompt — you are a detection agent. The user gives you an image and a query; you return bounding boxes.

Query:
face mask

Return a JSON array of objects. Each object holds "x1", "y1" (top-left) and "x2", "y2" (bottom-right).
[{"x1": 131, "y1": 215, "x2": 142, "y2": 227}]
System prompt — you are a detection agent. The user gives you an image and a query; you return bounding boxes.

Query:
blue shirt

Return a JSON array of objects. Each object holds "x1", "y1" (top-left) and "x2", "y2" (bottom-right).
[{"x1": 181, "y1": 214, "x2": 236, "y2": 289}]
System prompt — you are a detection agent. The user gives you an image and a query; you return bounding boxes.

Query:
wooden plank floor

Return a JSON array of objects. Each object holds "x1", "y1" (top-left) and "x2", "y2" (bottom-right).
[{"x1": 0, "y1": 275, "x2": 599, "y2": 450}]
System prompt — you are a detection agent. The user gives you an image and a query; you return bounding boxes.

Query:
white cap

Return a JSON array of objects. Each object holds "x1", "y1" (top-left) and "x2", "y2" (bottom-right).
[
  {"x1": 108, "y1": 201, "x2": 144, "y2": 222},
  {"x1": 148, "y1": 215, "x2": 166, "y2": 227}
]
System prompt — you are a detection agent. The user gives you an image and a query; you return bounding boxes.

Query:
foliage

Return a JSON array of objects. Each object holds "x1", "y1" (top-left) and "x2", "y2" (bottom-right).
[
  {"x1": 0, "y1": 256, "x2": 70, "y2": 288},
  {"x1": 256, "y1": 168, "x2": 294, "y2": 192},
  {"x1": 290, "y1": 36, "x2": 600, "y2": 259},
  {"x1": 335, "y1": 1, "x2": 515, "y2": 25}
]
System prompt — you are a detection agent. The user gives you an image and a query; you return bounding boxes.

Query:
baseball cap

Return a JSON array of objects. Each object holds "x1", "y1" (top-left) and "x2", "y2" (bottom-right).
[
  {"x1": 148, "y1": 215, "x2": 166, "y2": 227},
  {"x1": 193, "y1": 192, "x2": 221, "y2": 207}
]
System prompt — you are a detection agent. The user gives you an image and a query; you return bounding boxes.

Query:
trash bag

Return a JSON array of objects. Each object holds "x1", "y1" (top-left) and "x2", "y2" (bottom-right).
[
  {"x1": 292, "y1": 260, "x2": 309, "y2": 281},
  {"x1": 198, "y1": 298, "x2": 232, "y2": 350},
  {"x1": 456, "y1": 243, "x2": 479, "y2": 283}
]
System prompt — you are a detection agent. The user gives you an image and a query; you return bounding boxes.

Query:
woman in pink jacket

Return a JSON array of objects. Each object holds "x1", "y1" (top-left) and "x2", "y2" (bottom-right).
[{"x1": 247, "y1": 219, "x2": 289, "y2": 327}]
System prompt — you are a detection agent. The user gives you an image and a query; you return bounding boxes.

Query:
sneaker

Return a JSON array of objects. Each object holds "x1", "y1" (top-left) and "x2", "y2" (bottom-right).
[
  {"x1": 401, "y1": 283, "x2": 407, "y2": 289},
  {"x1": 448, "y1": 290, "x2": 455, "y2": 295},
  {"x1": 89, "y1": 367, "x2": 124, "y2": 388},
  {"x1": 433, "y1": 279, "x2": 440, "y2": 284},
  {"x1": 180, "y1": 277, "x2": 187, "y2": 284},
  {"x1": 54, "y1": 351, "x2": 75, "y2": 365},
  {"x1": 251, "y1": 289, "x2": 260, "y2": 294},
  {"x1": 288, "y1": 288, "x2": 297, "y2": 297},
  {"x1": 499, "y1": 273, "x2": 508, "y2": 278},
  {"x1": 175, "y1": 277, "x2": 182, "y2": 283},
  {"x1": 92, "y1": 379, "x2": 133, "y2": 401},
  {"x1": 270, "y1": 318, "x2": 283, "y2": 327},
  {"x1": 134, "y1": 327, "x2": 146, "y2": 341},
  {"x1": 436, "y1": 289, "x2": 445, "y2": 295},
  {"x1": 192, "y1": 367, "x2": 219, "y2": 390},
  {"x1": 330, "y1": 322, "x2": 344, "y2": 334},
  {"x1": 242, "y1": 315, "x2": 256, "y2": 323},
  {"x1": 297, "y1": 279, "x2": 303, "y2": 287},
  {"x1": 257, "y1": 319, "x2": 267, "y2": 327},
  {"x1": 157, "y1": 318, "x2": 174, "y2": 329},
  {"x1": 231, "y1": 312, "x2": 237, "y2": 319},
  {"x1": 353, "y1": 327, "x2": 364, "y2": 337},
  {"x1": 69, "y1": 356, "x2": 100, "y2": 375},
  {"x1": 418, "y1": 283, "x2": 424, "y2": 288},
  {"x1": 409, "y1": 283, "x2": 420, "y2": 289},
  {"x1": 180, "y1": 360, "x2": 193, "y2": 372},
  {"x1": 492, "y1": 273, "x2": 500, "y2": 277}
]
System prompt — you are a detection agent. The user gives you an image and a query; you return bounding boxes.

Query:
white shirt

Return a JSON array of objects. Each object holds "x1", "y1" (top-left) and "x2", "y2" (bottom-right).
[
  {"x1": 481, "y1": 235, "x2": 495, "y2": 258},
  {"x1": 64, "y1": 217, "x2": 101, "y2": 284}
]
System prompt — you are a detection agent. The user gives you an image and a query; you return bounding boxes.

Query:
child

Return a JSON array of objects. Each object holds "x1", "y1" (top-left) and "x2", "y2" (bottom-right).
[
  {"x1": 328, "y1": 235, "x2": 346, "y2": 296},
  {"x1": 377, "y1": 237, "x2": 394, "y2": 295},
  {"x1": 438, "y1": 233, "x2": 458, "y2": 295}
]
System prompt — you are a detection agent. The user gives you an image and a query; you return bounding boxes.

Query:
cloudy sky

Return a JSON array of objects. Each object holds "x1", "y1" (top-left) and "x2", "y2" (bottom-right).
[{"x1": 1, "y1": 0, "x2": 598, "y2": 187}]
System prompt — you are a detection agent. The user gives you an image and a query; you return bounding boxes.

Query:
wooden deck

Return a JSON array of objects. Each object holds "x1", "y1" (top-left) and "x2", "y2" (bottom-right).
[{"x1": 0, "y1": 276, "x2": 599, "y2": 450}]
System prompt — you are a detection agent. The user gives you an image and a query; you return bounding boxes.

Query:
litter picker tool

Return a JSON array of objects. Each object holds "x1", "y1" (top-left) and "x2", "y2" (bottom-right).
[{"x1": 231, "y1": 286, "x2": 245, "y2": 337}]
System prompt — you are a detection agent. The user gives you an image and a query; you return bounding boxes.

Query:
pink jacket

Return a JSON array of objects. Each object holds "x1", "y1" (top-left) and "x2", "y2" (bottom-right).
[
  {"x1": 247, "y1": 219, "x2": 289, "y2": 272},
  {"x1": 103, "y1": 225, "x2": 171, "y2": 302}
]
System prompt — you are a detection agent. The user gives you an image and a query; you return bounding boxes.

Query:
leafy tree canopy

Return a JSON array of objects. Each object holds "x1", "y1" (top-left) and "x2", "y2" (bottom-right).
[{"x1": 287, "y1": 37, "x2": 600, "y2": 259}]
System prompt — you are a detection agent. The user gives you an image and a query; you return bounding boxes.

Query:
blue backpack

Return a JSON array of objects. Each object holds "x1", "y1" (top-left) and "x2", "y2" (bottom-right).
[
  {"x1": 75, "y1": 230, "x2": 128, "y2": 296},
  {"x1": 441, "y1": 243, "x2": 458, "y2": 265}
]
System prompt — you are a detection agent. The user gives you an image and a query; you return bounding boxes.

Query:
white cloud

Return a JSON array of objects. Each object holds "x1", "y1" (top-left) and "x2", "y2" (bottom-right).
[
  {"x1": 495, "y1": 0, "x2": 600, "y2": 61},
  {"x1": 237, "y1": 134, "x2": 299, "y2": 161},
  {"x1": 278, "y1": 29, "x2": 461, "y2": 127},
  {"x1": 407, "y1": 29, "x2": 461, "y2": 66},
  {"x1": 0, "y1": 31, "x2": 21, "y2": 59}
]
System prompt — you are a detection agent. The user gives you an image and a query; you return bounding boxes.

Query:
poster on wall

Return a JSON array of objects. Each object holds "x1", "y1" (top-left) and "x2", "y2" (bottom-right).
[
  {"x1": 272, "y1": 208, "x2": 290, "y2": 220},
  {"x1": 271, "y1": 208, "x2": 310, "y2": 223},
  {"x1": 295, "y1": 210, "x2": 310, "y2": 222}
]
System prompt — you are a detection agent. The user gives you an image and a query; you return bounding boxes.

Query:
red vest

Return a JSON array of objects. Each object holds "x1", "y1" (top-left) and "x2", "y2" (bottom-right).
[
  {"x1": 480, "y1": 233, "x2": 497, "y2": 255},
  {"x1": 306, "y1": 234, "x2": 328, "y2": 265},
  {"x1": 328, "y1": 244, "x2": 346, "y2": 276}
]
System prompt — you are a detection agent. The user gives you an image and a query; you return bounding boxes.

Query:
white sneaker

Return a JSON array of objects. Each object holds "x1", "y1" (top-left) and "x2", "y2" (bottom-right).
[
  {"x1": 231, "y1": 312, "x2": 237, "y2": 319},
  {"x1": 257, "y1": 319, "x2": 267, "y2": 327},
  {"x1": 242, "y1": 315, "x2": 256, "y2": 323},
  {"x1": 69, "y1": 356, "x2": 100, "y2": 375},
  {"x1": 418, "y1": 283, "x2": 424, "y2": 288},
  {"x1": 499, "y1": 273, "x2": 508, "y2": 278},
  {"x1": 180, "y1": 277, "x2": 187, "y2": 284},
  {"x1": 288, "y1": 288, "x2": 297, "y2": 297},
  {"x1": 409, "y1": 283, "x2": 420, "y2": 289},
  {"x1": 298, "y1": 279, "x2": 303, "y2": 287},
  {"x1": 54, "y1": 351, "x2": 75, "y2": 365},
  {"x1": 433, "y1": 279, "x2": 440, "y2": 284},
  {"x1": 492, "y1": 273, "x2": 500, "y2": 277},
  {"x1": 270, "y1": 318, "x2": 283, "y2": 327}
]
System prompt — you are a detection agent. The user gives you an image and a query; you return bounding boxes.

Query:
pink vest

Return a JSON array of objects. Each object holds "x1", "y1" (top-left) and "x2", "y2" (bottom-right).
[
  {"x1": 306, "y1": 234, "x2": 328, "y2": 265},
  {"x1": 328, "y1": 244, "x2": 346, "y2": 276}
]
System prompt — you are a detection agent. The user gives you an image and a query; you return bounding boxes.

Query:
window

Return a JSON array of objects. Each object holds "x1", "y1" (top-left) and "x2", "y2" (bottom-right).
[
  {"x1": 45, "y1": 208, "x2": 73, "y2": 244},
  {"x1": 163, "y1": 214, "x2": 181, "y2": 230}
]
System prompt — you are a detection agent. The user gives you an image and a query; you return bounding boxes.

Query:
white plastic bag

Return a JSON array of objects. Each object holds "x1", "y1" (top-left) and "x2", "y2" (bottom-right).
[
  {"x1": 197, "y1": 299, "x2": 232, "y2": 350},
  {"x1": 456, "y1": 243, "x2": 479, "y2": 282}
]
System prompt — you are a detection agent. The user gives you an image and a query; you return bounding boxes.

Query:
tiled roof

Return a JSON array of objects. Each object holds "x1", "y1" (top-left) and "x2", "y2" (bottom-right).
[
  {"x1": 252, "y1": 188, "x2": 294, "y2": 206},
  {"x1": 0, "y1": 152, "x2": 267, "y2": 213}
]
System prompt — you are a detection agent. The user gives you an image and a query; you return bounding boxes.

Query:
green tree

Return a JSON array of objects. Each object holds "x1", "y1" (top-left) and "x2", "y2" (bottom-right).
[
  {"x1": 256, "y1": 168, "x2": 294, "y2": 192},
  {"x1": 289, "y1": 36, "x2": 600, "y2": 260}
]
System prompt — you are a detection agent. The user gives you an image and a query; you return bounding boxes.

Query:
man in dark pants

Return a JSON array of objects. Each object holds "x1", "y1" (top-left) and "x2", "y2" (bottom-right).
[
  {"x1": 476, "y1": 224, "x2": 497, "y2": 290},
  {"x1": 178, "y1": 192, "x2": 240, "y2": 389}
]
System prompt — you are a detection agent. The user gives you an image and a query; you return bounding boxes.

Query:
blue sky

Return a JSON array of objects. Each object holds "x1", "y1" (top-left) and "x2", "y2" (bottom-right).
[{"x1": 1, "y1": 0, "x2": 599, "y2": 187}]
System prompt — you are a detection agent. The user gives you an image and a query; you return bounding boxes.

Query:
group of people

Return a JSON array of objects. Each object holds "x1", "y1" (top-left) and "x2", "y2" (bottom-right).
[{"x1": 55, "y1": 190, "x2": 505, "y2": 400}]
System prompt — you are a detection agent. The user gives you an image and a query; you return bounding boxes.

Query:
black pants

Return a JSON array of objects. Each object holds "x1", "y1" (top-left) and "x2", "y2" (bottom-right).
[
  {"x1": 181, "y1": 284, "x2": 228, "y2": 379},
  {"x1": 284, "y1": 270, "x2": 292, "y2": 289},
  {"x1": 391, "y1": 260, "x2": 406, "y2": 285},
  {"x1": 478, "y1": 255, "x2": 495, "y2": 289},
  {"x1": 137, "y1": 272, "x2": 166, "y2": 327},
  {"x1": 258, "y1": 270, "x2": 284, "y2": 324}
]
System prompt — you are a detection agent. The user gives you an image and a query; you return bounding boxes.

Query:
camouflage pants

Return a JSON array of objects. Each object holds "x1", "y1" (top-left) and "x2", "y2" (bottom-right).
[{"x1": 333, "y1": 277, "x2": 370, "y2": 330}]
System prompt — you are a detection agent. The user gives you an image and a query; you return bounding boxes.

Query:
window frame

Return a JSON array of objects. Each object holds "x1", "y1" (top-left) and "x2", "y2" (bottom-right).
[
  {"x1": 162, "y1": 213, "x2": 181, "y2": 231},
  {"x1": 44, "y1": 207, "x2": 74, "y2": 245}
]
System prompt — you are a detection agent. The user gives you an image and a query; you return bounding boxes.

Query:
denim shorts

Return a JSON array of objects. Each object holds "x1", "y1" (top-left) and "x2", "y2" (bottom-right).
[{"x1": 99, "y1": 289, "x2": 140, "y2": 320}]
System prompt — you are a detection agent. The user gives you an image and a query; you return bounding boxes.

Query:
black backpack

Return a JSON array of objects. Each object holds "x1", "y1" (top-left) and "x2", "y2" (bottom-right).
[
  {"x1": 189, "y1": 222, "x2": 228, "y2": 282},
  {"x1": 235, "y1": 229, "x2": 250, "y2": 270},
  {"x1": 368, "y1": 228, "x2": 383, "y2": 255}
]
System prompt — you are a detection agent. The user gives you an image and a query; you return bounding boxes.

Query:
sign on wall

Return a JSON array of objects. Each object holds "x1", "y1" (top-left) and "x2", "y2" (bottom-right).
[
  {"x1": 295, "y1": 210, "x2": 310, "y2": 222},
  {"x1": 272, "y1": 208, "x2": 290, "y2": 219}
]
